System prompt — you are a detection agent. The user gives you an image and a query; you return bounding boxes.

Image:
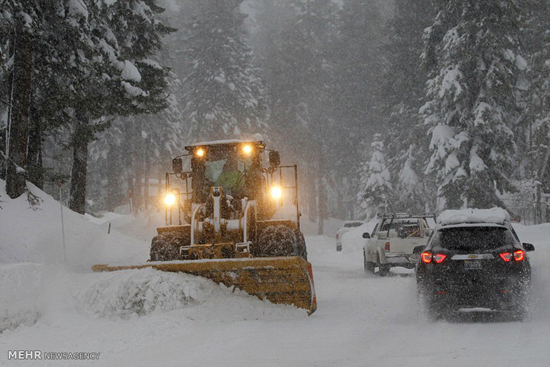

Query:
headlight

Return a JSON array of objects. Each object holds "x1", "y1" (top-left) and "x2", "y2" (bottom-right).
[
  {"x1": 164, "y1": 193, "x2": 177, "y2": 206},
  {"x1": 242, "y1": 144, "x2": 253, "y2": 155},
  {"x1": 195, "y1": 148, "x2": 205, "y2": 158},
  {"x1": 270, "y1": 186, "x2": 282, "y2": 200}
]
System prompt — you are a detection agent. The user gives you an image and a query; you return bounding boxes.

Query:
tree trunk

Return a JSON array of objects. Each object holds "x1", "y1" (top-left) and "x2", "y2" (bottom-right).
[
  {"x1": 27, "y1": 114, "x2": 44, "y2": 189},
  {"x1": 132, "y1": 118, "x2": 143, "y2": 214},
  {"x1": 106, "y1": 145, "x2": 120, "y2": 212},
  {"x1": 144, "y1": 138, "x2": 150, "y2": 213},
  {"x1": 127, "y1": 171, "x2": 134, "y2": 214},
  {"x1": 317, "y1": 180, "x2": 328, "y2": 235},
  {"x1": 535, "y1": 184, "x2": 542, "y2": 225},
  {"x1": 69, "y1": 118, "x2": 90, "y2": 214},
  {"x1": 535, "y1": 135, "x2": 550, "y2": 224},
  {"x1": 307, "y1": 169, "x2": 318, "y2": 223},
  {"x1": 6, "y1": 23, "x2": 32, "y2": 198}
]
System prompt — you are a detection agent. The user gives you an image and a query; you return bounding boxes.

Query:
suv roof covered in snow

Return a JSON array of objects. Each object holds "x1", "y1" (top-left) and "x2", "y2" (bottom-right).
[{"x1": 437, "y1": 208, "x2": 511, "y2": 227}]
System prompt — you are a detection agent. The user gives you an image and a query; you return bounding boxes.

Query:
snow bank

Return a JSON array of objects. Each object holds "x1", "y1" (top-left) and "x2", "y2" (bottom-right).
[
  {"x1": 77, "y1": 269, "x2": 221, "y2": 318},
  {"x1": 437, "y1": 207, "x2": 510, "y2": 226},
  {"x1": 0, "y1": 263, "x2": 43, "y2": 332},
  {"x1": 0, "y1": 179, "x2": 148, "y2": 265},
  {"x1": 76, "y1": 268, "x2": 305, "y2": 321},
  {"x1": 301, "y1": 217, "x2": 344, "y2": 236}
]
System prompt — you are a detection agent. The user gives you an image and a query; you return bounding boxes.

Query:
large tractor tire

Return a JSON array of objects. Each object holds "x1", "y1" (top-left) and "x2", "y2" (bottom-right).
[
  {"x1": 257, "y1": 225, "x2": 303, "y2": 258},
  {"x1": 295, "y1": 231, "x2": 308, "y2": 261},
  {"x1": 150, "y1": 231, "x2": 190, "y2": 261}
]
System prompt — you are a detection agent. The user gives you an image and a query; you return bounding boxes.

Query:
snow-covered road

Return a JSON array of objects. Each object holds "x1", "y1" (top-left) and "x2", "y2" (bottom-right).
[{"x1": 1, "y1": 230, "x2": 549, "y2": 367}]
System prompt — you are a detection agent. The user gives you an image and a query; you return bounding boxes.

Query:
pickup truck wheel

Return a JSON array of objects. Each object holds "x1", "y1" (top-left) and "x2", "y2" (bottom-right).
[
  {"x1": 376, "y1": 254, "x2": 389, "y2": 276},
  {"x1": 363, "y1": 252, "x2": 375, "y2": 273},
  {"x1": 378, "y1": 264, "x2": 390, "y2": 277}
]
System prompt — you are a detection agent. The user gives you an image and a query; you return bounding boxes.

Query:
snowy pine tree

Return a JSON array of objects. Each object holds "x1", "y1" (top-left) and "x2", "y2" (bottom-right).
[
  {"x1": 381, "y1": 0, "x2": 436, "y2": 213},
  {"x1": 253, "y1": 0, "x2": 341, "y2": 231},
  {"x1": 422, "y1": 0, "x2": 525, "y2": 210},
  {"x1": 336, "y1": 0, "x2": 384, "y2": 136},
  {"x1": 0, "y1": 1, "x2": 173, "y2": 213},
  {"x1": 0, "y1": 2, "x2": 36, "y2": 198},
  {"x1": 524, "y1": 0, "x2": 550, "y2": 222},
  {"x1": 178, "y1": 0, "x2": 268, "y2": 142},
  {"x1": 358, "y1": 134, "x2": 392, "y2": 219},
  {"x1": 330, "y1": 0, "x2": 386, "y2": 219}
]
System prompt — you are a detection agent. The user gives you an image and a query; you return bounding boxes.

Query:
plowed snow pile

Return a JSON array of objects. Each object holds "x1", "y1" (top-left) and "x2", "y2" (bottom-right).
[
  {"x1": 77, "y1": 268, "x2": 303, "y2": 320},
  {"x1": 77, "y1": 269, "x2": 207, "y2": 317},
  {"x1": 0, "y1": 263, "x2": 43, "y2": 332}
]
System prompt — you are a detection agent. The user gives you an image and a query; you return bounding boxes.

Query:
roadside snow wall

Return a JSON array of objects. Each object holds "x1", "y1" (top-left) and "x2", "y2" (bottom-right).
[{"x1": 0, "y1": 263, "x2": 43, "y2": 332}]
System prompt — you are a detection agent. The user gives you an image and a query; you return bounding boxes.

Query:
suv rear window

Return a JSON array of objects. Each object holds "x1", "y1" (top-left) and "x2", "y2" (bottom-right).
[{"x1": 432, "y1": 227, "x2": 516, "y2": 252}]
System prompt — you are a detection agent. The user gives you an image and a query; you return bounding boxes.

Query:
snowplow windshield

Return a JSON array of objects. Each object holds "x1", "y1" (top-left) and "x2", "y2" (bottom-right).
[
  {"x1": 199, "y1": 151, "x2": 254, "y2": 197},
  {"x1": 204, "y1": 157, "x2": 249, "y2": 182}
]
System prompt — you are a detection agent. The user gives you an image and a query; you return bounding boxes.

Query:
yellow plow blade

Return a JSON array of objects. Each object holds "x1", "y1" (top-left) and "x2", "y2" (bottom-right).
[{"x1": 92, "y1": 256, "x2": 317, "y2": 315}]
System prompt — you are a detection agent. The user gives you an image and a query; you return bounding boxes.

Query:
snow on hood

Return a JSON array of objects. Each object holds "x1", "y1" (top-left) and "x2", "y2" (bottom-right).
[{"x1": 437, "y1": 207, "x2": 510, "y2": 226}]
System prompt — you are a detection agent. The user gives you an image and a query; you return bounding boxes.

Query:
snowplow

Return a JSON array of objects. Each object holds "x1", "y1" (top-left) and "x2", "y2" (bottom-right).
[{"x1": 93, "y1": 136, "x2": 317, "y2": 314}]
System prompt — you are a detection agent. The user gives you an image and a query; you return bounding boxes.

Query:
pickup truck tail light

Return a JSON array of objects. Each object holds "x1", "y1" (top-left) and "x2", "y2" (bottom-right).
[{"x1": 384, "y1": 242, "x2": 390, "y2": 251}]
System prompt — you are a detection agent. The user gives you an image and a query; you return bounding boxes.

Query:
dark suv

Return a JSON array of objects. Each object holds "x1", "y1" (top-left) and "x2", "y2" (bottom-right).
[{"x1": 415, "y1": 209, "x2": 535, "y2": 319}]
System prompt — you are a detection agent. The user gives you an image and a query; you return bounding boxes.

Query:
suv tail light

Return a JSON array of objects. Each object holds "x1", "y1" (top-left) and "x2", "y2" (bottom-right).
[
  {"x1": 336, "y1": 233, "x2": 339, "y2": 240},
  {"x1": 421, "y1": 252, "x2": 432, "y2": 263},
  {"x1": 513, "y1": 249, "x2": 525, "y2": 261},
  {"x1": 384, "y1": 242, "x2": 390, "y2": 251},
  {"x1": 433, "y1": 253, "x2": 447, "y2": 264},
  {"x1": 500, "y1": 252, "x2": 513, "y2": 262},
  {"x1": 500, "y1": 250, "x2": 525, "y2": 262},
  {"x1": 421, "y1": 252, "x2": 446, "y2": 264}
]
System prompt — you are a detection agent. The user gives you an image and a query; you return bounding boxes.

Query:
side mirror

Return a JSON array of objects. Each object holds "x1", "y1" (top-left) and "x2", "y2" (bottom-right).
[
  {"x1": 522, "y1": 243, "x2": 535, "y2": 252},
  {"x1": 362, "y1": 232, "x2": 370, "y2": 239},
  {"x1": 269, "y1": 151, "x2": 281, "y2": 167},
  {"x1": 413, "y1": 245, "x2": 425, "y2": 255},
  {"x1": 172, "y1": 158, "x2": 183, "y2": 174}
]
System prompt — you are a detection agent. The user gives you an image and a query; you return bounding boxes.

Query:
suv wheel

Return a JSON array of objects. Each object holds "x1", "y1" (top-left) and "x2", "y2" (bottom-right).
[
  {"x1": 508, "y1": 293, "x2": 528, "y2": 321},
  {"x1": 417, "y1": 286, "x2": 442, "y2": 320}
]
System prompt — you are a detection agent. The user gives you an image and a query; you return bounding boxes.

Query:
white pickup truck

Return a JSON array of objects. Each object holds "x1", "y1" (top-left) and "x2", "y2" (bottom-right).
[{"x1": 363, "y1": 214, "x2": 435, "y2": 276}]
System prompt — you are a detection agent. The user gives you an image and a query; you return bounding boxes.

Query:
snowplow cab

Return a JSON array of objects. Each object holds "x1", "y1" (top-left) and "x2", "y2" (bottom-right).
[{"x1": 94, "y1": 136, "x2": 316, "y2": 315}]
